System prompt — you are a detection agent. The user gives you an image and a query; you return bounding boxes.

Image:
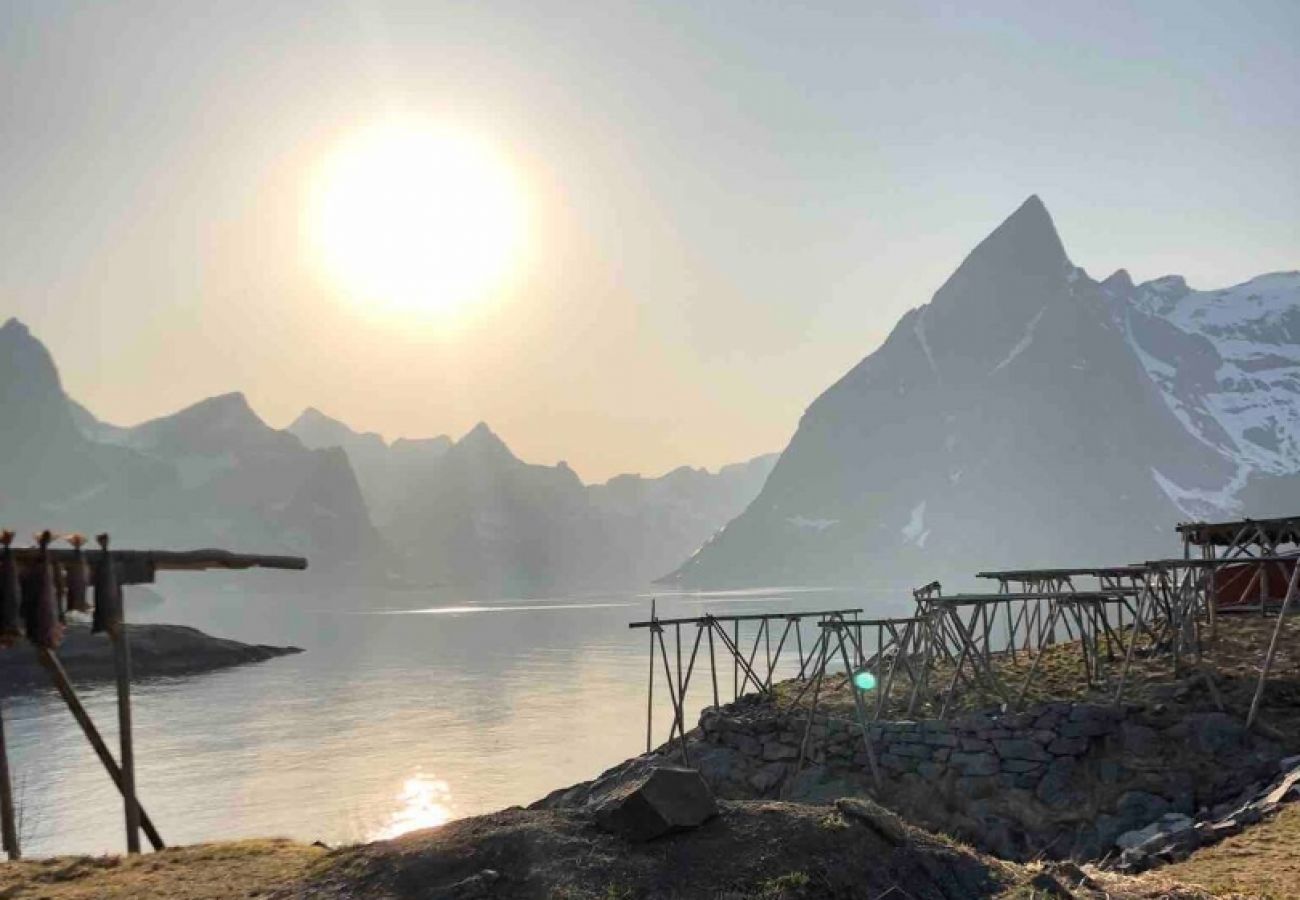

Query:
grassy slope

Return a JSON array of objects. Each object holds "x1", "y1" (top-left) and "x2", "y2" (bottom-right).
[{"x1": 0, "y1": 839, "x2": 325, "y2": 900}]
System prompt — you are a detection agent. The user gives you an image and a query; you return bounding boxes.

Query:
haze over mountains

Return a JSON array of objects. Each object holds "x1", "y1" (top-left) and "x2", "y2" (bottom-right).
[
  {"x1": 289, "y1": 411, "x2": 775, "y2": 595},
  {"x1": 666, "y1": 196, "x2": 1300, "y2": 591},
  {"x1": 4, "y1": 196, "x2": 1296, "y2": 599},
  {"x1": 0, "y1": 316, "x2": 773, "y2": 592}
]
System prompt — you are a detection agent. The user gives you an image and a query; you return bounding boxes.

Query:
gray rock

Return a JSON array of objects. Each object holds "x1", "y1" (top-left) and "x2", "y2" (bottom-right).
[
  {"x1": 594, "y1": 767, "x2": 718, "y2": 841},
  {"x1": 748, "y1": 762, "x2": 787, "y2": 793},
  {"x1": 917, "y1": 761, "x2": 946, "y2": 780},
  {"x1": 994, "y1": 738, "x2": 1051, "y2": 761},
  {"x1": 1036, "y1": 758, "x2": 1087, "y2": 810},
  {"x1": 922, "y1": 732, "x2": 959, "y2": 748},
  {"x1": 955, "y1": 775, "x2": 999, "y2": 798},
  {"x1": 891, "y1": 742, "x2": 933, "y2": 759},
  {"x1": 1116, "y1": 790, "x2": 1170, "y2": 825},
  {"x1": 835, "y1": 797, "x2": 909, "y2": 845},
  {"x1": 762, "y1": 741, "x2": 798, "y2": 761},
  {"x1": 949, "y1": 751, "x2": 999, "y2": 776},
  {"x1": 1047, "y1": 736, "x2": 1089, "y2": 756},
  {"x1": 1000, "y1": 759, "x2": 1046, "y2": 774},
  {"x1": 1115, "y1": 813, "x2": 1193, "y2": 851},
  {"x1": 1119, "y1": 723, "x2": 1160, "y2": 757}
]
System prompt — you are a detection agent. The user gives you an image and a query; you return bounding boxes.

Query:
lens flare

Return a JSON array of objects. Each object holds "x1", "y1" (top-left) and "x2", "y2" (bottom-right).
[{"x1": 851, "y1": 670, "x2": 877, "y2": 692}]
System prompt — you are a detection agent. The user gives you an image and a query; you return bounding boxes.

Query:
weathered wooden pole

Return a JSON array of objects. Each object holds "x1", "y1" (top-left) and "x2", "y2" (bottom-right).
[
  {"x1": 655, "y1": 628, "x2": 690, "y2": 766},
  {"x1": 109, "y1": 622, "x2": 140, "y2": 854},
  {"x1": 707, "y1": 618, "x2": 719, "y2": 709},
  {"x1": 0, "y1": 699, "x2": 19, "y2": 860},
  {"x1": 1247, "y1": 560, "x2": 1300, "y2": 729},
  {"x1": 646, "y1": 599, "x2": 656, "y2": 753}
]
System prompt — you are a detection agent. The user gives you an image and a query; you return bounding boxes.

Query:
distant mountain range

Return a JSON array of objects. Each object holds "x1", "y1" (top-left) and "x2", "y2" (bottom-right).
[
  {"x1": 289, "y1": 411, "x2": 774, "y2": 595},
  {"x1": 8, "y1": 195, "x2": 1294, "y2": 597},
  {"x1": 665, "y1": 196, "x2": 1300, "y2": 590},
  {"x1": 0, "y1": 317, "x2": 772, "y2": 592}
]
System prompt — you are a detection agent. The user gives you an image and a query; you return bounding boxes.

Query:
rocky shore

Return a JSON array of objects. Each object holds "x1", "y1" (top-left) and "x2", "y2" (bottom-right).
[{"x1": 0, "y1": 622, "x2": 301, "y2": 691}]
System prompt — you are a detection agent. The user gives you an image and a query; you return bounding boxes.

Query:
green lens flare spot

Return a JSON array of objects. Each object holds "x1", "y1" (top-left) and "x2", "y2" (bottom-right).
[{"x1": 852, "y1": 670, "x2": 877, "y2": 692}]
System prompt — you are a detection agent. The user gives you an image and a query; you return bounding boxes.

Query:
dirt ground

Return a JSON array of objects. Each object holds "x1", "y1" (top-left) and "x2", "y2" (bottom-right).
[{"x1": 2, "y1": 800, "x2": 1291, "y2": 899}]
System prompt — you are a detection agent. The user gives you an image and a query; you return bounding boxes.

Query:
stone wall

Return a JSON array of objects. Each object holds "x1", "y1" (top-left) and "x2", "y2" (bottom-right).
[{"x1": 693, "y1": 697, "x2": 1286, "y2": 860}]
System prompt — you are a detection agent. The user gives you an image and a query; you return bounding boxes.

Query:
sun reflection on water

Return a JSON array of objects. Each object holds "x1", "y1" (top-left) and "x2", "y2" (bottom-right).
[{"x1": 371, "y1": 773, "x2": 455, "y2": 840}]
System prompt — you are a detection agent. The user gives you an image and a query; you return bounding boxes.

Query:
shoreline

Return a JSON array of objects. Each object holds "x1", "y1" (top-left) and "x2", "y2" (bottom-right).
[{"x1": 0, "y1": 622, "x2": 301, "y2": 692}]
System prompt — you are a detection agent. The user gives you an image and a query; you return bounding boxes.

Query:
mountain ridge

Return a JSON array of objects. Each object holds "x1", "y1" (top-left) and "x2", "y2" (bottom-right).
[{"x1": 665, "y1": 197, "x2": 1300, "y2": 592}]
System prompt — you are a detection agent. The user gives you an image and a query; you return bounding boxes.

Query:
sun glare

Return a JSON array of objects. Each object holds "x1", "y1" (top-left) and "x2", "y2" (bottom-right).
[
  {"x1": 371, "y1": 773, "x2": 455, "y2": 840},
  {"x1": 306, "y1": 120, "x2": 527, "y2": 321}
]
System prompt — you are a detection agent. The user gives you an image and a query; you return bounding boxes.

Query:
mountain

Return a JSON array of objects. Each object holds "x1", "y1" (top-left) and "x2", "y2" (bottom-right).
[
  {"x1": 586, "y1": 455, "x2": 776, "y2": 586},
  {"x1": 665, "y1": 197, "x2": 1300, "y2": 591},
  {"x1": 0, "y1": 320, "x2": 383, "y2": 578},
  {"x1": 330, "y1": 416, "x2": 776, "y2": 594},
  {"x1": 386, "y1": 422, "x2": 597, "y2": 595},
  {"x1": 291, "y1": 405, "x2": 775, "y2": 593},
  {"x1": 288, "y1": 407, "x2": 451, "y2": 526}
]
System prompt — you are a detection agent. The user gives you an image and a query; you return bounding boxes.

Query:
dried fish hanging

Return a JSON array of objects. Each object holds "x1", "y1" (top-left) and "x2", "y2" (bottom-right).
[
  {"x1": 64, "y1": 534, "x2": 91, "y2": 614},
  {"x1": 0, "y1": 532, "x2": 21, "y2": 647},
  {"x1": 25, "y1": 531, "x2": 64, "y2": 650},
  {"x1": 92, "y1": 533, "x2": 123, "y2": 635}
]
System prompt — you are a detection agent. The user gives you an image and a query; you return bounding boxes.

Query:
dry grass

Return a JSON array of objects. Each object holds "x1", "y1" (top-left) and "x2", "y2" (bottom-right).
[
  {"x1": 1142, "y1": 803, "x2": 1300, "y2": 900},
  {"x1": 0, "y1": 838, "x2": 325, "y2": 899}
]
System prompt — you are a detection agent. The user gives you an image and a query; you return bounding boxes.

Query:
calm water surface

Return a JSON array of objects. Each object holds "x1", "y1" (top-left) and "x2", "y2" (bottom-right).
[{"x1": 3, "y1": 579, "x2": 909, "y2": 856}]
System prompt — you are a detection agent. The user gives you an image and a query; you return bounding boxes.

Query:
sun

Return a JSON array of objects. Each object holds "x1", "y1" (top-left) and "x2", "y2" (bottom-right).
[{"x1": 305, "y1": 119, "x2": 527, "y2": 320}]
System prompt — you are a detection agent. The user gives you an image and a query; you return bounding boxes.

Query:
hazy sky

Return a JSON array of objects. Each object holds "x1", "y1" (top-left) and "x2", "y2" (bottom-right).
[{"x1": 3, "y1": 1, "x2": 1297, "y2": 481}]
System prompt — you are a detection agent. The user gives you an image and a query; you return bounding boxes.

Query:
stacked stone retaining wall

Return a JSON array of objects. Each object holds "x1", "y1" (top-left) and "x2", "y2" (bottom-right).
[{"x1": 693, "y1": 697, "x2": 1287, "y2": 859}]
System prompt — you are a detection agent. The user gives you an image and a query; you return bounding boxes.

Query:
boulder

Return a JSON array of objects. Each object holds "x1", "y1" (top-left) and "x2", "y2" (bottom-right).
[
  {"x1": 835, "y1": 797, "x2": 910, "y2": 846},
  {"x1": 593, "y1": 767, "x2": 718, "y2": 841}
]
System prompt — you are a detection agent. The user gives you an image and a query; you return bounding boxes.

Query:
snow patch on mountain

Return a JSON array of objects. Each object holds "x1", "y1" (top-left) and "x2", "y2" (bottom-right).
[
  {"x1": 902, "y1": 501, "x2": 929, "y2": 548},
  {"x1": 1120, "y1": 272, "x2": 1300, "y2": 480},
  {"x1": 787, "y1": 515, "x2": 838, "y2": 533},
  {"x1": 991, "y1": 303, "x2": 1048, "y2": 373},
  {"x1": 1150, "y1": 464, "x2": 1250, "y2": 520},
  {"x1": 914, "y1": 308, "x2": 941, "y2": 382}
]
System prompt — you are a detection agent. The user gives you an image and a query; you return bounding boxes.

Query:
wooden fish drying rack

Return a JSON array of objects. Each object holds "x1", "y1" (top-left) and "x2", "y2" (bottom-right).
[{"x1": 0, "y1": 541, "x2": 306, "y2": 860}]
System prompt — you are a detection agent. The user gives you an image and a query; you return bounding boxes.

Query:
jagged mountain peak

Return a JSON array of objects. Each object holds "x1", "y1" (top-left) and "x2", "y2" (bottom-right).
[
  {"x1": 950, "y1": 195, "x2": 1068, "y2": 281},
  {"x1": 453, "y1": 421, "x2": 517, "y2": 461},
  {"x1": 1102, "y1": 269, "x2": 1134, "y2": 293},
  {"x1": 0, "y1": 317, "x2": 64, "y2": 387},
  {"x1": 0, "y1": 318, "x2": 81, "y2": 453},
  {"x1": 288, "y1": 406, "x2": 388, "y2": 451},
  {"x1": 174, "y1": 391, "x2": 263, "y2": 426}
]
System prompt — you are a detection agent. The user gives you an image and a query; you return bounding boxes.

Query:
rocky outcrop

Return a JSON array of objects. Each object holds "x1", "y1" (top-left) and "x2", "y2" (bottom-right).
[
  {"x1": 1114, "y1": 755, "x2": 1300, "y2": 873},
  {"x1": 0, "y1": 622, "x2": 301, "y2": 690}
]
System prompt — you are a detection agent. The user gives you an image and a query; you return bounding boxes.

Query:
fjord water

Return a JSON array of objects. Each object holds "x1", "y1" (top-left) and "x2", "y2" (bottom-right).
[{"x1": 2, "y1": 579, "x2": 908, "y2": 856}]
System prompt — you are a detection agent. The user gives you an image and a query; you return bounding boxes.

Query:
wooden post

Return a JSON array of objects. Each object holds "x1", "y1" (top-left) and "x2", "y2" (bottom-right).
[
  {"x1": 0, "y1": 699, "x2": 19, "y2": 860},
  {"x1": 707, "y1": 618, "x2": 719, "y2": 709},
  {"x1": 646, "y1": 613, "x2": 656, "y2": 754},
  {"x1": 655, "y1": 628, "x2": 690, "y2": 767},
  {"x1": 110, "y1": 622, "x2": 141, "y2": 854},
  {"x1": 1247, "y1": 560, "x2": 1300, "y2": 729},
  {"x1": 36, "y1": 649, "x2": 164, "y2": 850}
]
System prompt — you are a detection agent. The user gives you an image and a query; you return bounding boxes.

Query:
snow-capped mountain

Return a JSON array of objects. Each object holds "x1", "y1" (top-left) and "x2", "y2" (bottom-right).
[
  {"x1": 1112, "y1": 271, "x2": 1300, "y2": 517},
  {"x1": 665, "y1": 197, "x2": 1300, "y2": 591}
]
